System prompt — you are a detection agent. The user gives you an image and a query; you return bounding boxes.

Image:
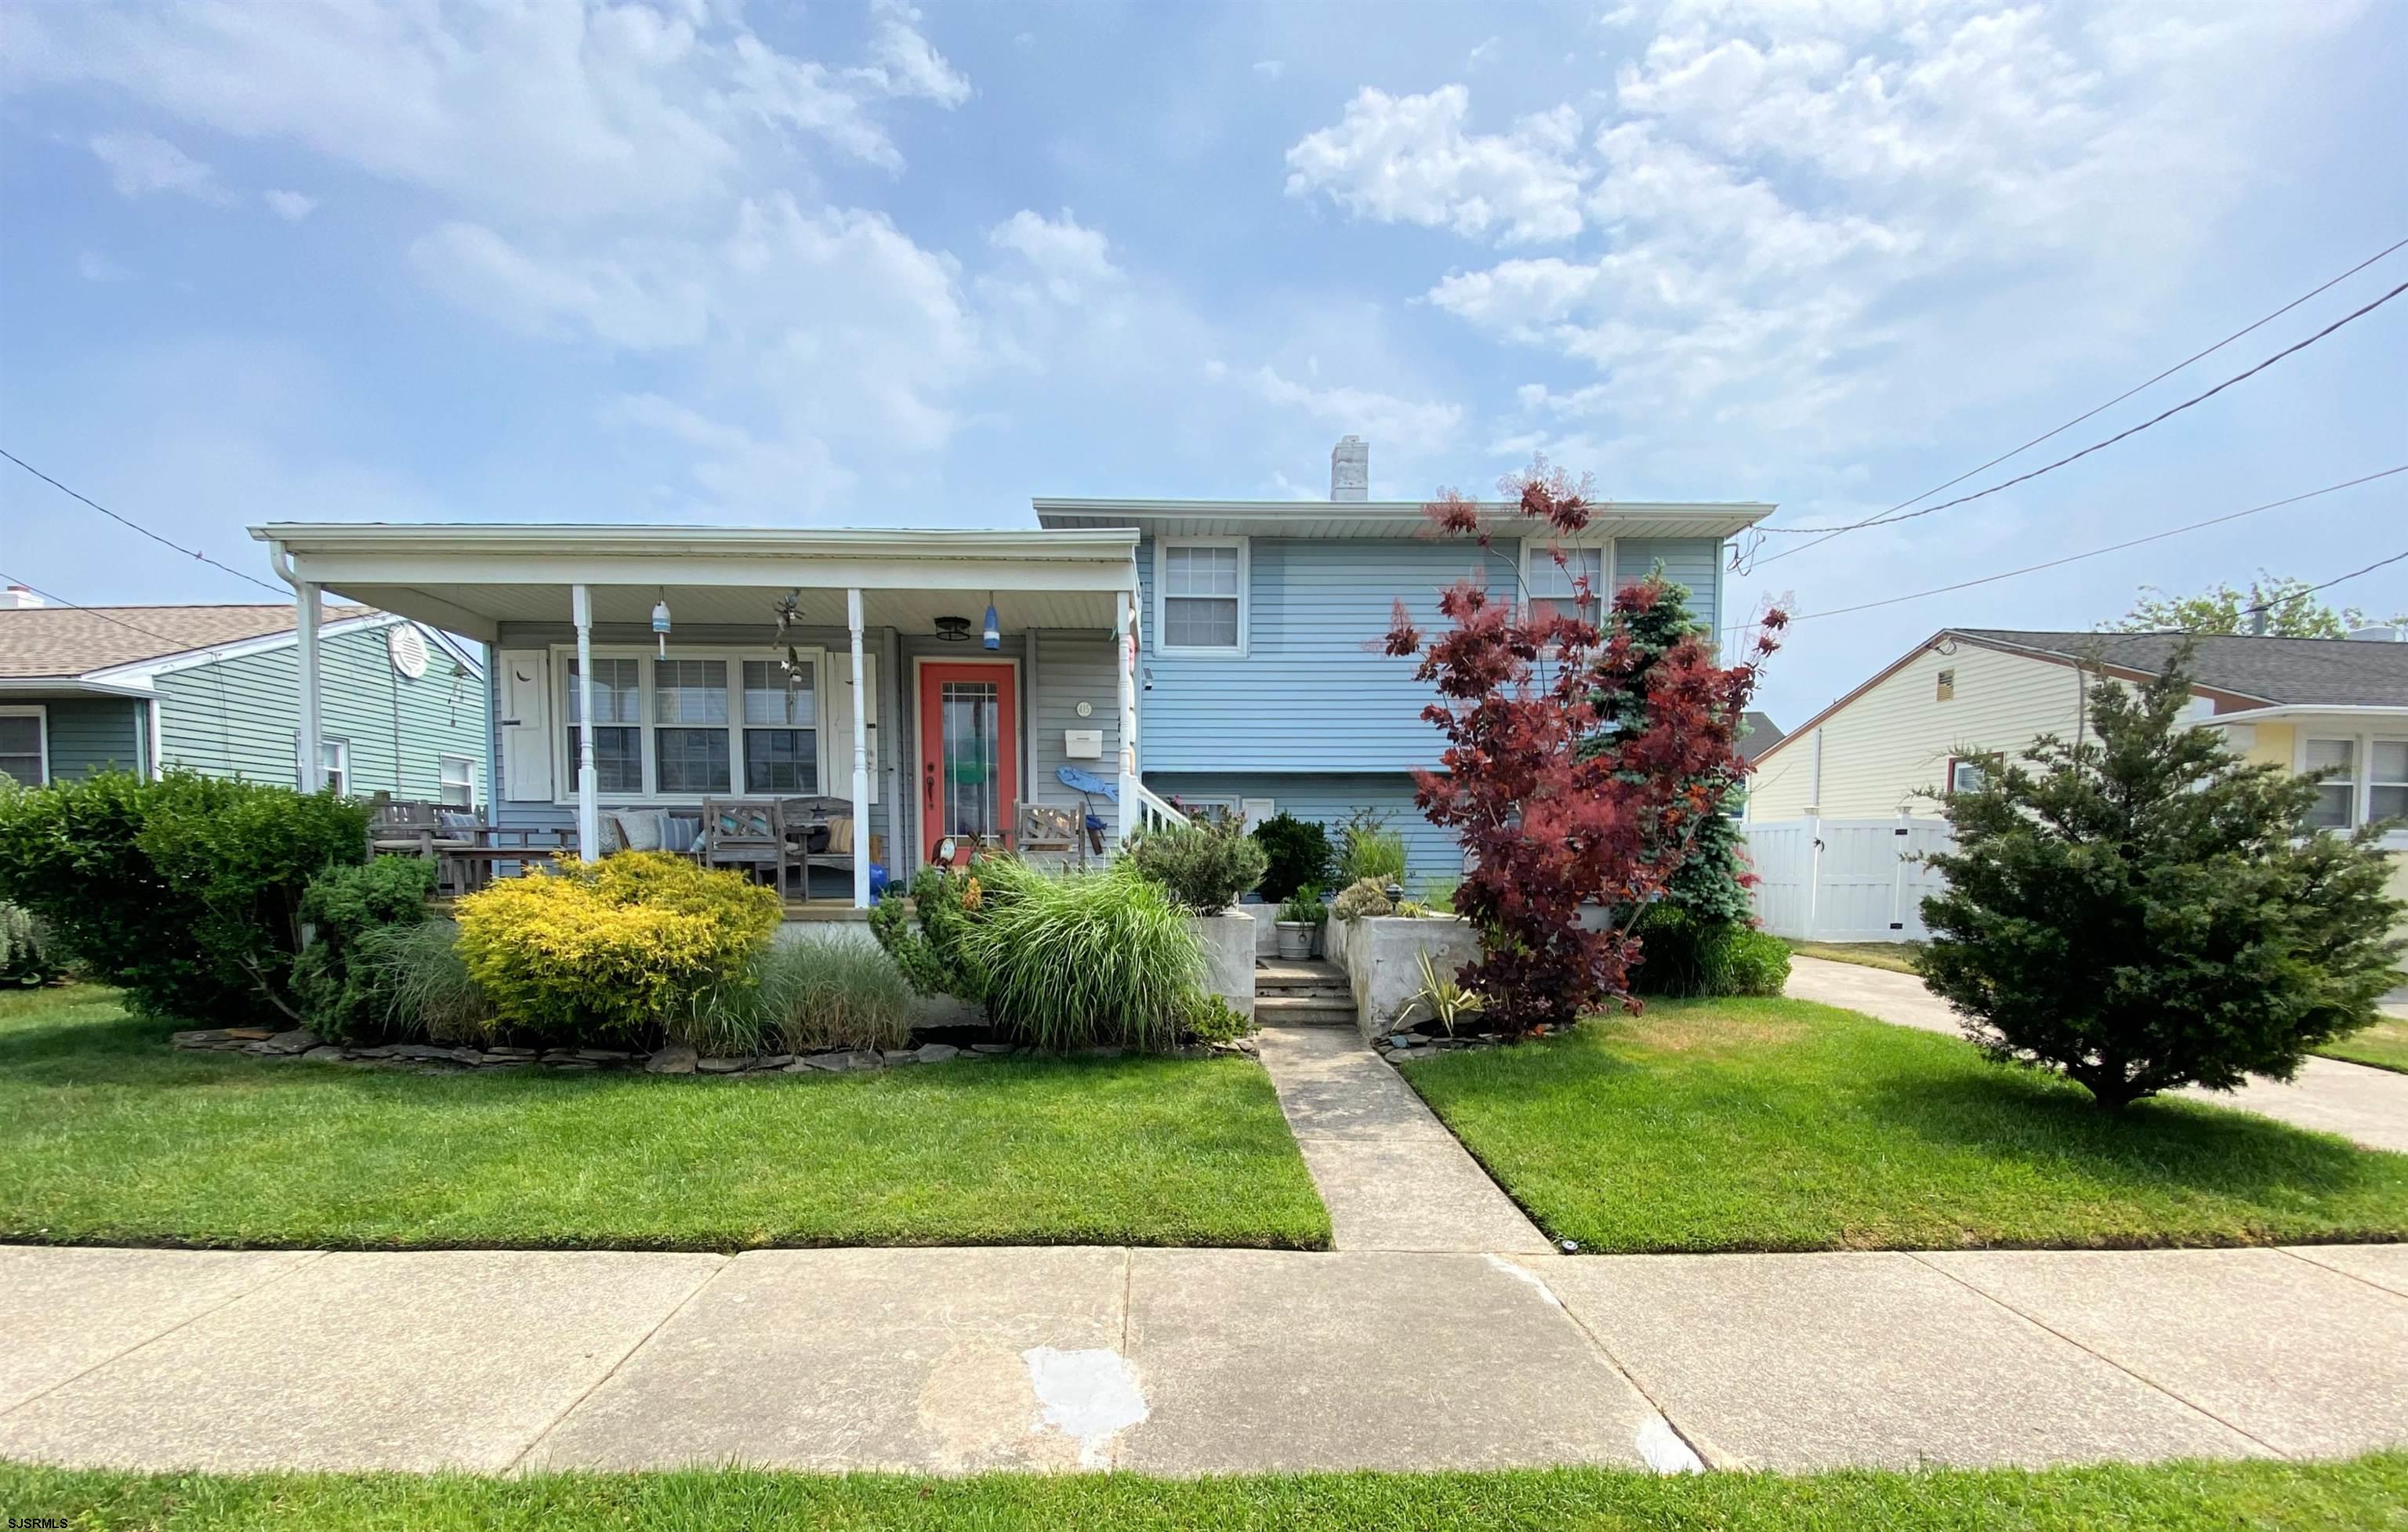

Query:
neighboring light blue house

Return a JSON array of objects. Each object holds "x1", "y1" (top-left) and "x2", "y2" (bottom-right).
[
  {"x1": 249, "y1": 437, "x2": 1768, "y2": 904},
  {"x1": 0, "y1": 590, "x2": 488, "y2": 805}
]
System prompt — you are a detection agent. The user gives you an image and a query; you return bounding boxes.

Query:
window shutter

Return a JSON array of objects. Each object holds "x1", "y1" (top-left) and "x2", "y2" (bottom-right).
[
  {"x1": 827, "y1": 651, "x2": 879, "y2": 805},
  {"x1": 497, "y1": 650, "x2": 553, "y2": 802}
]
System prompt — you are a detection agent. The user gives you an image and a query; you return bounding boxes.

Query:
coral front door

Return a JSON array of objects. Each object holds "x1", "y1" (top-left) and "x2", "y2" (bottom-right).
[{"x1": 918, "y1": 661, "x2": 1017, "y2": 864}]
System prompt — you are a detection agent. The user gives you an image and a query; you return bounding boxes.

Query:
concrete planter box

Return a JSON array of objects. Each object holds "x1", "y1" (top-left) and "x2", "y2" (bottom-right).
[
  {"x1": 1188, "y1": 907, "x2": 1257, "y2": 1020},
  {"x1": 1332, "y1": 914, "x2": 1483, "y2": 1041}
]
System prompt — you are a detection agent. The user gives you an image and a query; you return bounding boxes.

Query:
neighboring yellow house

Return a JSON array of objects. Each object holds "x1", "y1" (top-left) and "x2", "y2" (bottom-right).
[{"x1": 1746, "y1": 627, "x2": 2408, "y2": 936}]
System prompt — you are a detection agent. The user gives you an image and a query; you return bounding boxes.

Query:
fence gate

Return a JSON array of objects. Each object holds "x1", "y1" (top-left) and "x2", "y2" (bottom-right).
[{"x1": 1739, "y1": 814, "x2": 1952, "y2": 943}]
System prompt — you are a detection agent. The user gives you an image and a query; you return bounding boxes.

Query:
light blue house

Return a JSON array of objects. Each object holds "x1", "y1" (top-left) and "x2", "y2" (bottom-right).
[
  {"x1": 0, "y1": 592, "x2": 486, "y2": 803},
  {"x1": 250, "y1": 439, "x2": 1768, "y2": 903}
]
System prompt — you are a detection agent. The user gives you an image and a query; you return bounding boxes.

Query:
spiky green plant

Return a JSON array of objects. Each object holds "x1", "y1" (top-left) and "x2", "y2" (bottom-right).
[
  {"x1": 963, "y1": 856, "x2": 1204, "y2": 1052},
  {"x1": 354, "y1": 920, "x2": 491, "y2": 1043},
  {"x1": 749, "y1": 936, "x2": 916, "y2": 1054}
]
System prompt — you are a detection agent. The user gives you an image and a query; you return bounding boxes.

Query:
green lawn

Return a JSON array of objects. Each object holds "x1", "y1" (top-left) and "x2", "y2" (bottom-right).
[
  {"x1": 0, "y1": 987, "x2": 1329, "y2": 1251},
  {"x1": 2319, "y1": 1013, "x2": 2408, "y2": 1074},
  {"x1": 1785, "y1": 940, "x2": 1925, "y2": 975},
  {"x1": 1402, "y1": 997, "x2": 2408, "y2": 1254},
  {"x1": 4, "y1": 1458, "x2": 2403, "y2": 1532}
]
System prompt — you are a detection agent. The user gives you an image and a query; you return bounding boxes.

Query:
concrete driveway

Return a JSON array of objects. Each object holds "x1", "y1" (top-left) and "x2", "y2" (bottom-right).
[{"x1": 1783, "y1": 955, "x2": 2408, "y2": 1154}]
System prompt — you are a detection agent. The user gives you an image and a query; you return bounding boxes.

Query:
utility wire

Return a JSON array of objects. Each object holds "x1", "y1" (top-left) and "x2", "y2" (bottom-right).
[
  {"x1": 1753, "y1": 467, "x2": 2404, "y2": 625},
  {"x1": 0, "y1": 570, "x2": 220, "y2": 650},
  {"x1": 0, "y1": 446, "x2": 285, "y2": 596},
  {"x1": 1750, "y1": 258, "x2": 2408, "y2": 569},
  {"x1": 2234, "y1": 546, "x2": 2408, "y2": 619}
]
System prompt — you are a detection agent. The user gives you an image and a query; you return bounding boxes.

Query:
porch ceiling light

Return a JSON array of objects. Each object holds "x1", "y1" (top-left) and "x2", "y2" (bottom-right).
[{"x1": 934, "y1": 615, "x2": 974, "y2": 643}]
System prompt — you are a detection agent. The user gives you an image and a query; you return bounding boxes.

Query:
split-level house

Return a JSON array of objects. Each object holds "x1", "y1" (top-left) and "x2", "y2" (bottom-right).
[
  {"x1": 0, "y1": 588, "x2": 486, "y2": 803},
  {"x1": 248, "y1": 439, "x2": 1771, "y2": 906}
]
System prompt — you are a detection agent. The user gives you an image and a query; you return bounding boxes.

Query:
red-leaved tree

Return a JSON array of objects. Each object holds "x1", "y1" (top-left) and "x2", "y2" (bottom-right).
[{"x1": 1387, "y1": 458, "x2": 1785, "y2": 1036}]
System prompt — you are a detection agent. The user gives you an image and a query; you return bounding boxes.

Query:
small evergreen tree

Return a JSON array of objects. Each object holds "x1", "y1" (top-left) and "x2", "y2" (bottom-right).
[
  {"x1": 1584, "y1": 568, "x2": 1754, "y2": 925},
  {"x1": 1917, "y1": 654, "x2": 2404, "y2": 1110}
]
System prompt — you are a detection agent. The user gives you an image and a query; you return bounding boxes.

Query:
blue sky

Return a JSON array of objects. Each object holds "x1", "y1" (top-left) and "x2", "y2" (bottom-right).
[{"x1": 2, "y1": 0, "x2": 2402, "y2": 725}]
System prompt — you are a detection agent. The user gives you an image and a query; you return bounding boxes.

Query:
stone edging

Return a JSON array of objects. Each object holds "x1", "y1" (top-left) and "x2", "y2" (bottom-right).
[{"x1": 171, "y1": 1027, "x2": 1261, "y2": 1074}]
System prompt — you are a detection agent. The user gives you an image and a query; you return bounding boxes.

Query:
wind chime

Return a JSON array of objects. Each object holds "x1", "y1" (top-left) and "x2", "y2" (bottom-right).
[{"x1": 771, "y1": 589, "x2": 808, "y2": 719}]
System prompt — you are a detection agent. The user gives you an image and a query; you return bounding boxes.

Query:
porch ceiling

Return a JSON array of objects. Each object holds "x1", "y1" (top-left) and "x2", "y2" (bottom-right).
[
  {"x1": 250, "y1": 523, "x2": 1139, "y2": 643},
  {"x1": 321, "y1": 582, "x2": 1120, "y2": 636}
]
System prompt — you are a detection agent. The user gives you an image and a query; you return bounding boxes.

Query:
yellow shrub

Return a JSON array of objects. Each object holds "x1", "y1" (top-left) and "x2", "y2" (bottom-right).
[{"x1": 454, "y1": 853, "x2": 781, "y2": 1040}]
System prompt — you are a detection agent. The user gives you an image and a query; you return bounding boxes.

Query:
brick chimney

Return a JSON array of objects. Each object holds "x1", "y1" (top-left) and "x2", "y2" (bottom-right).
[{"x1": 1329, "y1": 435, "x2": 1368, "y2": 502}]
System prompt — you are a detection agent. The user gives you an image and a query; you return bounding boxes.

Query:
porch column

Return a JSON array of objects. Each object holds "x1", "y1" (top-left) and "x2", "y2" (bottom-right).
[
  {"x1": 295, "y1": 580, "x2": 322, "y2": 791},
  {"x1": 572, "y1": 582, "x2": 600, "y2": 861},
  {"x1": 1115, "y1": 587, "x2": 1138, "y2": 846},
  {"x1": 847, "y1": 587, "x2": 870, "y2": 908}
]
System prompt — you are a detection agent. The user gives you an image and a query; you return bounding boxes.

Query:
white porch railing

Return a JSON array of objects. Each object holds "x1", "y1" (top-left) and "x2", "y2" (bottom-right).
[{"x1": 1130, "y1": 781, "x2": 1189, "y2": 834}]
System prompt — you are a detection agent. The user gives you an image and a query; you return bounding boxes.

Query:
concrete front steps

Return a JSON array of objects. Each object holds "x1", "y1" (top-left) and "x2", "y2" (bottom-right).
[{"x1": 1256, "y1": 958, "x2": 1353, "y2": 1028}]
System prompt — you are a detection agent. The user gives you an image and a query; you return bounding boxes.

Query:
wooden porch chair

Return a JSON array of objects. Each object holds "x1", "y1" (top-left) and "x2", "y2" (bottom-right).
[
  {"x1": 1014, "y1": 801, "x2": 1081, "y2": 871},
  {"x1": 700, "y1": 799, "x2": 792, "y2": 893}
]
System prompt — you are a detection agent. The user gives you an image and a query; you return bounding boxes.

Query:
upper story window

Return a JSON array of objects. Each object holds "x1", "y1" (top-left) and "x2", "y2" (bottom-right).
[
  {"x1": 1156, "y1": 538, "x2": 1247, "y2": 655},
  {"x1": 2372, "y1": 741, "x2": 2408, "y2": 824},
  {"x1": 1525, "y1": 544, "x2": 1605, "y2": 621}
]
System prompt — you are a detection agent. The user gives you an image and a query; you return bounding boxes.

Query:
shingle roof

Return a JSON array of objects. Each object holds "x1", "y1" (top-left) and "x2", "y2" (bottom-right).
[
  {"x1": 1956, "y1": 629, "x2": 2408, "y2": 708},
  {"x1": 1738, "y1": 710, "x2": 1785, "y2": 764},
  {"x1": 0, "y1": 603, "x2": 371, "y2": 679}
]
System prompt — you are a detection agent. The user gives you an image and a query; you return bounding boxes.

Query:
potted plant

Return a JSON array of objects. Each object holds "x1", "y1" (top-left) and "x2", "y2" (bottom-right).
[{"x1": 1275, "y1": 887, "x2": 1325, "y2": 961}]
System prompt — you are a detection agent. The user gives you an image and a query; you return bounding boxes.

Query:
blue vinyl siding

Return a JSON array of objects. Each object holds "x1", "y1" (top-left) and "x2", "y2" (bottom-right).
[
  {"x1": 1137, "y1": 533, "x2": 1724, "y2": 775},
  {"x1": 39, "y1": 697, "x2": 146, "y2": 780},
  {"x1": 156, "y1": 621, "x2": 488, "y2": 801},
  {"x1": 1147, "y1": 771, "x2": 1461, "y2": 892}
]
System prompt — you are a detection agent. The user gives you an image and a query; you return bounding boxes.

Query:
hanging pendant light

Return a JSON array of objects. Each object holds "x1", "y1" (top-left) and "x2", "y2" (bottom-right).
[
  {"x1": 651, "y1": 589, "x2": 672, "y2": 657},
  {"x1": 982, "y1": 590, "x2": 1001, "y2": 651}
]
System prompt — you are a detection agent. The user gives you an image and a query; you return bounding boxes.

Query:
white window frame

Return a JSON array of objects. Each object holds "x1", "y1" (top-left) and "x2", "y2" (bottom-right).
[
  {"x1": 296, "y1": 737, "x2": 350, "y2": 796},
  {"x1": 1153, "y1": 537, "x2": 1249, "y2": 657},
  {"x1": 1517, "y1": 535, "x2": 1619, "y2": 619},
  {"x1": 549, "y1": 645, "x2": 829, "y2": 806},
  {"x1": 437, "y1": 753, "x2": 477, "y2": 809},
  {"x1": 2295, "y1": 729, "x2": 2408, "y2": 847},
  {"x1": 0, "y1": 704, "x2": 49, "y2": 786}
]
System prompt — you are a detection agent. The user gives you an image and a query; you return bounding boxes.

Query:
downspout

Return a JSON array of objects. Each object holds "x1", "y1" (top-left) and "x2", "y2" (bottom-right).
[{"x1": 267, "y1": 539, "x2": 323, "y2": 791}]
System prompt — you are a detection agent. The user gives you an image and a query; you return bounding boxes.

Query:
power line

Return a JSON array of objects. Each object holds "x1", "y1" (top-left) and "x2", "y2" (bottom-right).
[
  {"x1": 0, "y1": 570, "x2": 220, "y2": 650},
  {"x1": 1762, "y1": 467, "x2": 2403, "y2": 625},
  {"x1": 0, "y1": 446, "x2": 285, "y2": 596},
  {"x1": 2235, "y1": 546, "x2": 2408, "y2": 619},
  {"x1": 1749, "y1": 257, "x2": 2408, "y2": 569}
]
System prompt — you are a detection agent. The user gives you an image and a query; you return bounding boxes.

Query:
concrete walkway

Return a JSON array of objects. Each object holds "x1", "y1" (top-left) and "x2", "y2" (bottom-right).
[
  {"x1": 4, "y1": 1240, "x2": 2403, "y2": 1476},
  {"x1": 1253, "y1": 1025, "x2": 1553, "y2": 1253},
  {"x1": 1784, "y1": 956, "x2": 2408, "y2": 1154}
]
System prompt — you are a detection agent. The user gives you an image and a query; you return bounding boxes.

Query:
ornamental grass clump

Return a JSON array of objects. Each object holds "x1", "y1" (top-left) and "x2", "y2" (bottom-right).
[
  {"x1": 734, "y1": 936, "x2": 916, "y2": 1056},
  {"x1": 963, "y1": 856, "x2": 1204, "y2": 1052},
  {"x1": 454, "y1": 852, "x2": 780, "y2": 1045}
]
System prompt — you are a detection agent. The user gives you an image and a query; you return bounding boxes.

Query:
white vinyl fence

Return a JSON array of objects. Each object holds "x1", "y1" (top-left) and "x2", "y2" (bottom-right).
[{"x1": 1741, "y1": 813, "x2": 1953, "y2": 943}]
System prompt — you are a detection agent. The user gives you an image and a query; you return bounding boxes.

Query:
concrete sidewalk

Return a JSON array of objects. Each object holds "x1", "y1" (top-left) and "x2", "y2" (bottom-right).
[
  {"x1": 4, "y1": 1240, "x2": 2402, "y2": 1476},
  {"x1": 1784, "y1": 956, "x2": 2408, "y2": 1154}
]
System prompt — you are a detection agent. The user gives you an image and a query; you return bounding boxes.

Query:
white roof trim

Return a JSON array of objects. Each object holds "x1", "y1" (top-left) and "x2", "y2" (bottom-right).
[
  {"x1": 87, "y1": 611, "x2": 403, "y2": 684},
  {"x1": 0, "y1": 676, "x2": 158, "y2": 699},
  {"x1": 252, "y1": 523, "x2": 1140, "y2": 562},
  {"x1": 2205, "y1": 704, "x2": 2408, "y2": 725}
]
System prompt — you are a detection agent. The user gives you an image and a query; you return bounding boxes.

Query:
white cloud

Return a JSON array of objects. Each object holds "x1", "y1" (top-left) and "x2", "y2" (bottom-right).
[
  {"x1": 1284, "y1": 85, "x2": 1587, "y2": 244},
  {"x1": 850, "y1": 0, "x2": 971, "y2": 106},
  {"x1": 1253, "y1": 60, "x2": 1285, "y2": 80},
  {"x1": 15, "y1": 1, "x2": 961, "y2": 223},
  {"x1": 76, "y1": 249, "x2": 131, "y2": 282},
  {"x1": 1314, "y1": 0, "x2": 2366, "y2": 456},
  {"x1": 89, "y1": 129, "x2": 226, "y2": 201},
  {"x1": 988, "y1": 209, "x2": 1122, "y2": 304},
  {"x1": 1240, "y1": 364, "x2": 1463, "y2": 447},
  {"x1": 262, "y1": 189, "x2": 316, "y2": 222}
]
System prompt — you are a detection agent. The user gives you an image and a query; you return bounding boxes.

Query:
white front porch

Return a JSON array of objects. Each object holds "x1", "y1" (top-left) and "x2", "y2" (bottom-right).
[{"x1": 252, "y1": 523, "x2": 1163, "y2": 907}]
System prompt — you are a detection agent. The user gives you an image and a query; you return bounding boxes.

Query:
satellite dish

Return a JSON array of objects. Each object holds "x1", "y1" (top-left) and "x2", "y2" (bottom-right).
[{"x1": 386, "y1": 625, "x2": 430, "y2": 679}]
